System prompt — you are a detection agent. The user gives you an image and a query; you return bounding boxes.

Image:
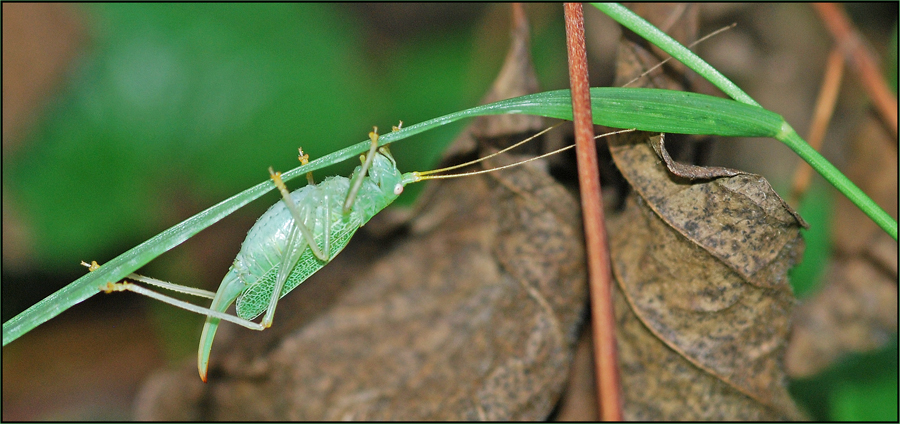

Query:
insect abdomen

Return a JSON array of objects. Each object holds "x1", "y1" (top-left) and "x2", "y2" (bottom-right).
[
  {"x1": 230, "y1": 176, "x2": 362, "y2": 320},
  {"x1": 235, "y1": 220, "x2": 359, "y2": 319}
]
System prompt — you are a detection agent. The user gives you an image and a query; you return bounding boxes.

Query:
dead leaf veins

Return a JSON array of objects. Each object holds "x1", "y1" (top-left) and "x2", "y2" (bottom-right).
[{"x1": 608, "y1": 131, "x2": 806, "y2": 420}]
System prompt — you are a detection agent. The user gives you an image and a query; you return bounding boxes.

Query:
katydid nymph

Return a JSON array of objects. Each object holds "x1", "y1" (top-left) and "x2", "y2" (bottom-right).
[{"x1": 90, "y1": 123, "x2": 634, "y2": 381}]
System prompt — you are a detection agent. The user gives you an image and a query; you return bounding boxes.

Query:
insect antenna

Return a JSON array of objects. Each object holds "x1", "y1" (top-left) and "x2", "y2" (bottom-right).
[
  {"x1": 417, "y1": 22, "x2": 732, "y2": 182},
  {"x1": 415, "y1": 122, "x2": 563, "y2": 179},
  {"x1": 413, "y1": 127, "x2": 635, "y2": 182},
  {"x1": 621, "y1": 22, "x2": 736, "y2": 88}
]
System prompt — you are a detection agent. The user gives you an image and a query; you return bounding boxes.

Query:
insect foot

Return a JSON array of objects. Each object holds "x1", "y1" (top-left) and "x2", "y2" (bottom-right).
[{"x1": 80, "y1": 260, "x2": 101, "y2": 272}]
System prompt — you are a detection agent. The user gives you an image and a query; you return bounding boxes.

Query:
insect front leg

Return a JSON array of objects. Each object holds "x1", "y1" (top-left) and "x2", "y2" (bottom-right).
[
  {"x1": 298, "y1": 147, "x2": 315, "y2": 186},
  {"x1": 343, "y1": 128, "x2": 381, "y2": 213}
]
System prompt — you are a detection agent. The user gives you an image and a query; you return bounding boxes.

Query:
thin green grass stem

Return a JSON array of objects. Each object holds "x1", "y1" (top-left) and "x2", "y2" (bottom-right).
[
  {"x1": 594, "y1": 2, "x2": 896, "y2": 240},
  {"x1": 592, "y1": 3, "x2": 758, "y2": 106},
  {"x1": 778, "y1": 123, "x2": 897, "y2": 239}
]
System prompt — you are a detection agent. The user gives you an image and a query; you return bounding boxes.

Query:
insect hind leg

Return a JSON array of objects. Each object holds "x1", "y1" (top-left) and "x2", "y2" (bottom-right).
[
  {"x1": 82, "y1": 260, "x2": 216, "y2": 299},
  {"x1": 260, "y1": 218, "x2": 309, "y2": 328},
  {"x1": 259, "y1": 195, "x2": 331, "y2": 328},
  {"x1": 100, "y1": 281, "x2": 266, "y2": 330}
]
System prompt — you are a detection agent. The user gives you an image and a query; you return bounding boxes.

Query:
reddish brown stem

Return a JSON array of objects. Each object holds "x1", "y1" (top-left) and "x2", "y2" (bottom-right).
[
  {"x1": 563, "y1": 3, "x2": 622, "y2": 421},
  {"x1": 813, "y1": 3, "x2": 898, "y2": 138}
]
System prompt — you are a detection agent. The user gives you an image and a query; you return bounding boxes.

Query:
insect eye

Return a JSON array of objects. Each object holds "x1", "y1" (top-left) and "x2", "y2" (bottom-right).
[{"x1": 393, "y1": 183, "x2": 403, "y2": 195}]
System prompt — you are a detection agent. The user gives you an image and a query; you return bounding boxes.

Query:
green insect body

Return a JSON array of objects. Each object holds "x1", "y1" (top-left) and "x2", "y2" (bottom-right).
[
  {"x1": 198, "y1": 140, "x2": 416, "y2": 381},
  {"x1": 81, "y1": 124, "x2": 576, "y2": 382}
]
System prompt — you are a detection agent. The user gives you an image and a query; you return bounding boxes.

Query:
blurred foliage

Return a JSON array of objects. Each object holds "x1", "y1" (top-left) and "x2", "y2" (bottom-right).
[
  {"x1": 791, "y1": 338, "x2": 898, "y2": 421},
  {"x1": 2, "y1": 3, "x2": 566, "y2": 276},
  {"x1": 788, "y1": 180, "x2": 834, "y2": 299}
]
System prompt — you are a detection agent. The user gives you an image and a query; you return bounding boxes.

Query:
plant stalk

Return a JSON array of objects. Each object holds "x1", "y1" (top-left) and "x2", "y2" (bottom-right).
[{"x1": 564, "y1": 3, "x2": 623, "y2": 420}]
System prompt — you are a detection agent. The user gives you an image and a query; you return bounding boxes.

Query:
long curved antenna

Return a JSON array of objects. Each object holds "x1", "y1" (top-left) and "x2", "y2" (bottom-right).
[
  {"x1": 415, "y1": 122, "x2": 564, "y2": 178},
  {"x1": 413, "y1": 128, "x2": 636, "y2": 182}
]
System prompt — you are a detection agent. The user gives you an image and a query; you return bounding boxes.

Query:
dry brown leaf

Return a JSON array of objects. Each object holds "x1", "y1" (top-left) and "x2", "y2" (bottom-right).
[
  {"x1": 602, "y1": 6, "x2": 807, "y2": 418},
  {"x1": 134, "y1": 6, "x2": 588, "y2": 420},
  {"x1": 608, "y1": 132, "x2": 806, "y2": 420},
  {"x1": 648, "y1": 134, "x2": 742, "y2": 180}
]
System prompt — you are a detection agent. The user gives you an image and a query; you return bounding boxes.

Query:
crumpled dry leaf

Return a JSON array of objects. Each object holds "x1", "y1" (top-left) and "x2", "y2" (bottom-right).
[
  {"x1": 608, "y1": 132, "x2": 806, "y2": 420},
  {"x1": 604, "y1": 6, "x2": 806, "y2": 418},
  {"x1": 134, "y1": 6, "x2": 588, "y2": 420},
  {"x1": 648, "y1": 134, "x2": 742, "y2": 180}
]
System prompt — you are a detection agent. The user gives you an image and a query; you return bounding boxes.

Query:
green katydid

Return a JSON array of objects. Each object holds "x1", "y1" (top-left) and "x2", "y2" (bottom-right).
[{"x1": 89, "y1": 123, "x2": 634, "y2": 381}]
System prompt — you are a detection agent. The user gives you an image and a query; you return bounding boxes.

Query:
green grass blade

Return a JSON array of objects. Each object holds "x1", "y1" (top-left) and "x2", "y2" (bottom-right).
[
  {"x1": 777, "y1": 123, "x2": 897, "y2": 238},
  {"x1": 592, "y1": 3, "x2": 759, "y2": 107},
  {"x1": 0, "y1": 87, "x2": 871, "y2": 345},
  {"x1": 512, "y1": 88, "x2": 782, "y2": 136},
  {"x1": 593, "y1": 2, "x2": 897, "y2": 240}
]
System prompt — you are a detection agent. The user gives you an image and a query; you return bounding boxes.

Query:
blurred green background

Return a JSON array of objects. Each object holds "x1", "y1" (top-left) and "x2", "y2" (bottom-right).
[
  {"x1": 2, "y1": 3, "x2": 896, "y2": 421},
  {"x1": 2, "y1": 3, "x2": 566, "y2": 282}
]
